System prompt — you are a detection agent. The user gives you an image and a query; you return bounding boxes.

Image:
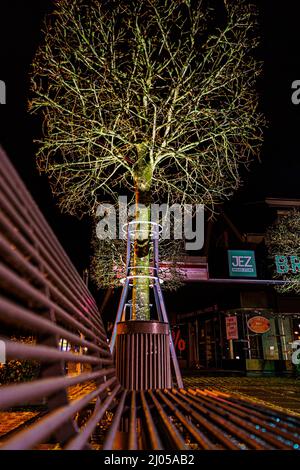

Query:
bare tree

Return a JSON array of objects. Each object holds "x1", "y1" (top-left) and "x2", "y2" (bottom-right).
[
  {"x1": 265, "y1": 210, "x2": 300, "y2": 294},
  {"x1": 30, "y1": 0, "x2": 265, "y2": 319},
  {"x1": 90, "y1": 236, "x2": 186, "y2": 291}
]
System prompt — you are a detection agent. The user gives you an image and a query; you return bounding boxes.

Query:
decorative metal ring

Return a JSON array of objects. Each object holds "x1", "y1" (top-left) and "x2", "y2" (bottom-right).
[
  {"x1": 122, "y1": 221, "x2": 163, "y2": 238},
  {"x1": 120, "y1": 274, "x2": 164, "y2": 286},
  {"x1": 127, "y1": 265, "x2": 158, "y2": 272}
]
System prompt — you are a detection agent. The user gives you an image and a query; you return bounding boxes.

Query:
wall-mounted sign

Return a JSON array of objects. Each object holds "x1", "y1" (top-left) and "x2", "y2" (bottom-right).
[
  {"x1": 171, "y1": 329, "x2": 186, "y2": 352},
  {"x1": 247, "y1": 316, "x2": 271, "y2": 334},
  {"x1": 228, "y1": 250, "x2": 257, "y2": 277},
  {"x1": 275, "y1": 255, "x2": 300, "y2": 274},
  {"x1": 160, "y1": 257, "x2": 209, "y2": 281},
  {"x1": 225, "y1": 316, "x2": 239, "y2": 340}
]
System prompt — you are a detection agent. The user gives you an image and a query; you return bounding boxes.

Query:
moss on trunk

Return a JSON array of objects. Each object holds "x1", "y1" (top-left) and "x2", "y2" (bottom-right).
[{"x1": 132, "y1": 144, "x2": 152, "y2": 320}]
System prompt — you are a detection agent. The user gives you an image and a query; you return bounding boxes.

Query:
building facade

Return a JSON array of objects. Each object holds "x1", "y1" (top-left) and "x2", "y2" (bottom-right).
[{"x1": 168, "y1": 198, "x2": 300, "y2": 375}]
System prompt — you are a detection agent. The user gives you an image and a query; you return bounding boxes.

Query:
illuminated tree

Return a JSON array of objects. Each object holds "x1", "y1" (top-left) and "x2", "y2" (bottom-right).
[
  {"x1": 30, "y1": 0, "x2": 265, "y2": 320},
  {"x1": 90, "y1": 236, "x2": 186, "y2": 291},
  {"x1": 265, "y1": 210, "x2": 300, "y2": 294}
]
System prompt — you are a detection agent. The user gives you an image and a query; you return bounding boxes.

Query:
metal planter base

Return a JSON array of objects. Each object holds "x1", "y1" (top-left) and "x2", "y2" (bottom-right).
[{"x1": 115, "y1": 320, "x2": 172, "y2": 390}]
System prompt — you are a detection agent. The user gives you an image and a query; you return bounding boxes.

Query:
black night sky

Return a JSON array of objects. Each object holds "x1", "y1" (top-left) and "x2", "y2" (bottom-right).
[{"x1": 0, "y1": 0, "x2": 300, "y2": 277}]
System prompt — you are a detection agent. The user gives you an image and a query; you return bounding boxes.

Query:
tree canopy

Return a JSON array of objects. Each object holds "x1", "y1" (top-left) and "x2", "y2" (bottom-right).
[
  {"x1": 30, "y1": 0, "x2": 265, "y2": 216},
  {"x1": 30, "y1": 0, "x2": 265, "y2": 317}
]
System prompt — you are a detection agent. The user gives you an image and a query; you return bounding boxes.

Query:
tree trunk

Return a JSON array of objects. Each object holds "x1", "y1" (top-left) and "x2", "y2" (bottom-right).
[
  {"x1": 132, "y1": 144, "x2": 152, "y2": 320},
  {"x1": 131, "y1": 189, "x2": 150, "y2": 320}
]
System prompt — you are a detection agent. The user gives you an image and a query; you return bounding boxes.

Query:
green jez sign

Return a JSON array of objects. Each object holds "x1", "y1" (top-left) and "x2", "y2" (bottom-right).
[{"x1": 228, "y1": 250, "x2": 257, "y2": 277}]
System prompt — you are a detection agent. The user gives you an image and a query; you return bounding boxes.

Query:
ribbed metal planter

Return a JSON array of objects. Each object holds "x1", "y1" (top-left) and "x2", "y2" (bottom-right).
[{"x1": 115, "y1": 320, "x2": 172, "y2": 390}]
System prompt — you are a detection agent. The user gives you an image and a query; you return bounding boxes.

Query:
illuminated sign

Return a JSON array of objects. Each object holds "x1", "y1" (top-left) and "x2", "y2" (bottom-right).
[
  {"x1": 275, "y1": 255, "x2": 300, "y2": 274},
  {"x1": 160, "y1": 258, "x2": 208, "y2": 281},
  {"x1": 114, "y1": 257, "x2": 209, "y2": 283},
  {"x1": 228, "y1": 250, "x2": 257, "y2": 277},
  {"x1": 247, "y1": 316, "x2": 271, "y2": 334}
]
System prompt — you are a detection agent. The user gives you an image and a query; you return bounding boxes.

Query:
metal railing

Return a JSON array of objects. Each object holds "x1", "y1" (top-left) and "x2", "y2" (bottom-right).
[
  {"x1": 102, "y1": 388, "x2": 300, "y2": 450},
  {"x1": 1, "y1": 147, "x2": 300, "y2": 451},
  {"x1": 0, "y1": 147, "x2": 121, "y2": 449}
]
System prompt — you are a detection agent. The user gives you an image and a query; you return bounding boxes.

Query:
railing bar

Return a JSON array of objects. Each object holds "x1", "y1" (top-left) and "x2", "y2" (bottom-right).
[
  {"x1": 171, "y1": 390, "x2": 239, "y2": 450},
  {"x1": 128, "y1": 391, "x2": 138, "y2": 450},
  {"x1": 162, "y1": 333, "x2": 165, "y2": 387},
  {"x1": 179, "y1": 390, "x2": 271, "y2": 450},
  {"x1": 158, "y1": 335, "x2": 161, "y2": 389},
  {"x1": 3, "y1": 338, "x2": 113, "y2": 365},
  {"x1": 194, "y1": 390, "x2": 300, "y2": 446},
  {"x1": 135, "y1": 335, "x2": 139, "y2": 390},
  {"x1": 158, "y1": 390, "x2": 215, "y2": 450},
  {"x1": 191, "y1": 391, "x2": 290, "y2": 449},
  {"x1": 145, "y1": 334, "x2": 148, "y2": 390},
  {"x1": 0, "y1": 233, "x2": 105, "y2": 334},
  {"x1": 0, "y1": 176, "x2": 101, "y2": 322},
  {"x1": 121, "y1": 335, "x2": 124, "y2": 386},
  {"x1": 149, "y1": 335, "x2": 152, "y2": 390},
  {"x1": 201, "y1": 390, "x2": 300, "y2": 431},
  {"x1": 126, "y1": 335, "x2": 130, "y2": 389},
  {"x1": 131, "y1": 335, "x2": 134, "y2": 389},
  {"x1": 0, "y1": 264, "x2": 108, "y2": 344},
  {"x1": 0, "y1": 149, "x2": 119, "y2": 451},
  {"x1": 116, "y1": 336, "x2": 120, "y2": 386},
  {"x1": 0, "y1": 161, "x2": 103, "y2": 327},
  {"x1": 140, "y1": 334, "x2": 144, "y2": 390},
  {"x1": 140, "y1": 390, "x2": 163, "y2": 449},
  {"x1": 148, "y1": 390, "x2": 187, "y2": 450},
  {"x1": 0, "y1": 368, "x2": 115, "y2": 409},
  {"x1": 165, "y1": 391, "x2": 224, "y2": 450},
  {"x1": 0, "y1": 296, "x2": 110, "y2": 356},
  {"x1": 65, "y1": 384, "x2": 122, "y2": 450},
  {"x1": 191, "y1": 390, "x2": 289, "y2": 449},
  {"x1": 0, "y1": 377, "x2": 117, "y2": 450},
  {"x1": 0, "y1": 209, "x2": 99, "y2": 330},
  {"x1": 0, "y1": 163, "x2": 99, "y2": 314},
  {"x1": 153, "y1": 334, "x2": 157, "y2": 389},
  {"x1": 166, "y1": 333, "x2": 171, "y2": 388},
  {"x1": 223, "y1": 392, "x2": 300, "y2": 425},
  {"x1": 102, "y1": 390, "x2": 127, "y2": 450}
]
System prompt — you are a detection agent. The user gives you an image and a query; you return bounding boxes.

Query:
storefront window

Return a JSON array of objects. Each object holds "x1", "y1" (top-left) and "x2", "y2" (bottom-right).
[{"x1": 261, "y1": 318, "x2": 279, "y2": 360}]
